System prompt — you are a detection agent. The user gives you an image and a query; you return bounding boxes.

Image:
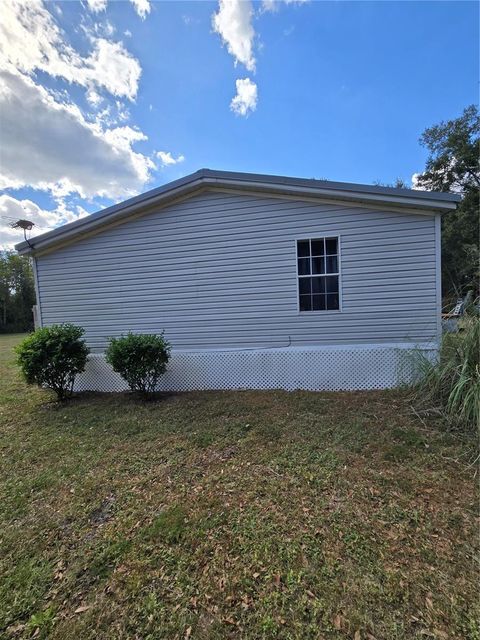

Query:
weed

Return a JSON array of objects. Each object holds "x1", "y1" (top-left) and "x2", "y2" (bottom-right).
[{"x1": 26, "y1": 607, "x2": 55, "y2": 639}]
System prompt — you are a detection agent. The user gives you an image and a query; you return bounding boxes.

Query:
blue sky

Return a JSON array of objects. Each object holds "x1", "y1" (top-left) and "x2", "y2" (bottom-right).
[{"x1": 0, "y1": 0, "x2": 478, "y2": 246}]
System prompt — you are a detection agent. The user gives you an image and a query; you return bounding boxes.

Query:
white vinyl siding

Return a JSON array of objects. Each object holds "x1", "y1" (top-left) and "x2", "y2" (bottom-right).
[{"x1": 35, "y1": 190, "x2": 439, "y2": 352}]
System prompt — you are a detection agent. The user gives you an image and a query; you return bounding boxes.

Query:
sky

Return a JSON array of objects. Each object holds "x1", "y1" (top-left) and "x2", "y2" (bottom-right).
[{"x1": 0, "y1": 0, "x2": 478, "y2": 247}]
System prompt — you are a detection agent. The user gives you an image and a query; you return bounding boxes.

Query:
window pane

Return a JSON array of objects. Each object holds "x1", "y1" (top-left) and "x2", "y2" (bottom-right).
[
  {"x1": 312, "y1": 294, "x2": 326, "y2": 311},
  {"x1": 298, "y1": 258, "x2": 310, "y2": 275},
  {"x1": 299, "y1": 278, "x2": 311, "y2": 295},
  {"x1": 312, "y1": 256, "x2": 325, "y2": 275},
  {"x1": 297, "y1": 240, "x2": 310, "y2": 258},
  {"x1": 299, "y1": 295, "x2": 312, "y2": 311},
  {"x1": 325, "y1": 275, "x2": 338, "y2": 294},
  {"x1": 326, "y1": 293, "x2": 339, "y2": 310},
  {"x1": 326, "y1": 255, "x2": 338, "y2": 273},
  {"x1": 311, "y1": 277, "x2": 325, "y2": 294},
  {"x1": 325, "y1": 237, "x2": 338, "y2": 255},
  {"x1": 311, "y1": 239, "x2": 325, "y2": 256}
]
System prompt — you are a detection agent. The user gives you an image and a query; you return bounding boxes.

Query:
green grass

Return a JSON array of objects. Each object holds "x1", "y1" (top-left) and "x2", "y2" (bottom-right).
[{"x1": 0, "y1": 333, "x2": 478, "y2": 640}]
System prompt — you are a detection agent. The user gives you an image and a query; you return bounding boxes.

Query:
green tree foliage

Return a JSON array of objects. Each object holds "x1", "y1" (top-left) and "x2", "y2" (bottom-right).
[
  {"x1": 0, "y1": 250, "x2": 36, "y2": 333},
  {"x1": 106, "y1": 332, "x2": 171, "y2": 397},
  {"x1": 15, "y1": 324, "x2": 90, "y2": 400},
  {"x1": 415, "y1": 105, "x2": 479, "y2": 299}
]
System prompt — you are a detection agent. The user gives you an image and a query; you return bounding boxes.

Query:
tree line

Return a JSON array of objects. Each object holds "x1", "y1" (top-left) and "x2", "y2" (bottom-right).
[
  {"x1": 1, "y1": 106, "x2": 478, "y2": 333},
  {"x1": 0, "y1": 251, "x2": 36, "y2": 333}
]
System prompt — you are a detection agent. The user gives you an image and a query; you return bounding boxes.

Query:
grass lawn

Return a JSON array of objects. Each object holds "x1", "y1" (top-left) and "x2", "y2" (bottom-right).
[{"x1": 0, "y1": 334, "x2": 478, "y2": 640}]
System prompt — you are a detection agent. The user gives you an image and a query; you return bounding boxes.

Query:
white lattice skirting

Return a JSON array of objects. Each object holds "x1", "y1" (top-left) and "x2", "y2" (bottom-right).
[{"x1": 73, "y1": 343, "x2": 437, "y2": 393}]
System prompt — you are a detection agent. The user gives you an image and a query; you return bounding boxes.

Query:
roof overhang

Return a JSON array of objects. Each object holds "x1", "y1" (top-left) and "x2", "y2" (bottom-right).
[{"x1": 15, "y1": 168, "x2": 461, "y2": 256}]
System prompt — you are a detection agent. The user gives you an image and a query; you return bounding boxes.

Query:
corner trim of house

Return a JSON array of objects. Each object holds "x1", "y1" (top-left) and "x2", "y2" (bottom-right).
[
  {"x1": 435, "y1": 213, "x2": 442, "y2": 345},
  {"x1": 32, "y1": 257, "x2": 43, "y2": 329}
]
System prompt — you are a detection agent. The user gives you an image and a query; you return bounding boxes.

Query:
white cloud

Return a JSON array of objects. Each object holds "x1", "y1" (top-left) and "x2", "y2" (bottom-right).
[
  {"x1": 86, "y1": 0, "x2": 107, "y2": 13},
  {"x1": 0, "y1": 0, "x2": 141, "y2": 100},
  {"x1": 85, "y1": 0, "x2": 151, "y2": 19},
  {"x1": 105, "y1": 21, "x2": 115, "y2": 36},
  {"x1": 412, "y1": 161, "x2": 464, "y2": 194},
  {"x1": 86, "y1": 38, "x2": 141, "y2": 101},
  {"x1": 411, "y1": 173, "x2": 424, "y2": 190},
  {"x1": 212, "y1": 0, "x2": 256, "y2": 72},
  {"x1": 130, "y1": 0, "x2": 151, "y2": 19},
  {"x1": 0, "y1": 69, "x2": 155, "y2": 200},
  {"x1": 86, "y1": 88, "x2": 103, "y2": 106},
  {"x1": 156, "y1": 151, "x2": 186, "y2": 167},
  {"x1": 211, "y1": 0, "x2": 308, "y2": 71},
  {"x1": 0, "y1": 0, "x2": 182, "y2": 238},
  {"x1": 262, "y1": 0, "x2": 309, "y2": 10},
  {"x1": 80, "y1": 18, "x2": 116, "y2": 40},
  {"x1": 0, "y1": 194, "x2": 89, "y2": 248},
  {"x1": 212, "y1": 0, "x2": 308, "y2": 114},
  {"x1": 230, "y1": 77, "x2": 257, "y2": 116}
]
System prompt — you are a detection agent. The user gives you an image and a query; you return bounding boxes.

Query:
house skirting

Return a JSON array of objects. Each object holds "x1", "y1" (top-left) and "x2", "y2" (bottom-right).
[{"x1": 73, "y1": 343, "x2": 437, "y2": 393}]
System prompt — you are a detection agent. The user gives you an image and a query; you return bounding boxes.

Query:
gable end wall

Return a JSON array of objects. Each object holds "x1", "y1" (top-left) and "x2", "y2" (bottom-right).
[{"x1": 35, "y1": 190, "x2": 440, "y2": 352}]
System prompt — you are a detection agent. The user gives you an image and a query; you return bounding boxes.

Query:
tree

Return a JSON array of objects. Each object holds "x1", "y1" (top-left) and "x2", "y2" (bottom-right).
[
  {"x1": 0, "y1": 251, "x2": 36, "y2": 333},
  {"x1": 414, "y1": 105, "x2": 479, "y2": 300}
]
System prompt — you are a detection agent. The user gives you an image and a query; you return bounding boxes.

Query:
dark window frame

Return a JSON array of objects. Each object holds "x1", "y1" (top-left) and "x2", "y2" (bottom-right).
[{"x1": 296, "y1": 236, "x2": 341, "y2": 312}]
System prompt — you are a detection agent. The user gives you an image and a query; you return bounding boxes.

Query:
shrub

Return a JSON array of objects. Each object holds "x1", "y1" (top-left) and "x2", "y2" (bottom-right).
[
  {"x1": 412, "y1": 318, "x2": 479, "y2": 432},
  {"x1": 15, "y1": 324, "x2": 89, "y2": 400},
  {"x1": 105, "y1": 332, "x2": 170, "y2": 397}
]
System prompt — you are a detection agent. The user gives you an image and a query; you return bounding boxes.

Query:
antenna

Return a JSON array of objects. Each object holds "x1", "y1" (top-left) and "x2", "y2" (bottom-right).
[{"x1": 10, "y1": 219, "x2": 35, "y2": 248}]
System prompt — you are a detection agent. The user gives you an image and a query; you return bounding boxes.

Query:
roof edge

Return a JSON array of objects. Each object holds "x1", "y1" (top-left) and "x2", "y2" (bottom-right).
[{"x1": 16, "y1": 168, "x2": 460, "y2": 255}]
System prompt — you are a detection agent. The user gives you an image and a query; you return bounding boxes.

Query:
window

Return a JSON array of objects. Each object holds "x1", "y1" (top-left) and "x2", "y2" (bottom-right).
[{"x1": 296, "y1": 237, "x2": 340, "y2": 311}]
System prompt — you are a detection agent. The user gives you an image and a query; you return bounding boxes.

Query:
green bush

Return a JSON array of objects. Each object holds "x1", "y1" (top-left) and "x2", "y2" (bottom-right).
[
  {"x1": 105, "y1": 332, "x2": 170, "y2": 397},
  {"x1": 15, "y1": 324, "x2": 89, "y2": 400},
  {"x1": 412, "y1": 318, "x2": 479, "y2": 432}
]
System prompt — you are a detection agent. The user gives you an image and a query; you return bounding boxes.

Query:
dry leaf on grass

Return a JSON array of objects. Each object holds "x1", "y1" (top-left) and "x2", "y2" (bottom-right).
[
  {"x1": 333, "y1": 614, "x2": 344, "y2": 630},
  {"x1": 74, "y1": 605, "x2": 90, "y2": 614}
]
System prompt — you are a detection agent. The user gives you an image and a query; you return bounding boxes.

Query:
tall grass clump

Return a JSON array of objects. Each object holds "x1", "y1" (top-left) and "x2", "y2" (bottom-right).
[{"x1": 412, "y1": 318, "x2": 479, "y2": 432}]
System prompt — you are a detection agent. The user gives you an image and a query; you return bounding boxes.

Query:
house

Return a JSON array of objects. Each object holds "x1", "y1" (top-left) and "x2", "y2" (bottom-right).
[{"x1": 15, "y1": 169, "x2": 460, "y2": 392}]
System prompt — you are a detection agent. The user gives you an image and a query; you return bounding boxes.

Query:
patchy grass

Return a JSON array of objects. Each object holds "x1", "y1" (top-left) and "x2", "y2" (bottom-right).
[{"x1": 0, "y1": 333, "x2": 478, "y2": 640}]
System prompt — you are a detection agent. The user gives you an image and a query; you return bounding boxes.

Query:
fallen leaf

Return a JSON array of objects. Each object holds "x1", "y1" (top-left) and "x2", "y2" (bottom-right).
[
  {"x1": 74, "y1": 605, "x2": 90, "y2": 614},
  {"x1": 354, "y1": 631, "x2": 361, "y2": 640},
  {"x1": 185, "y1": 627, "x2": 192, "y2": 639}
]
